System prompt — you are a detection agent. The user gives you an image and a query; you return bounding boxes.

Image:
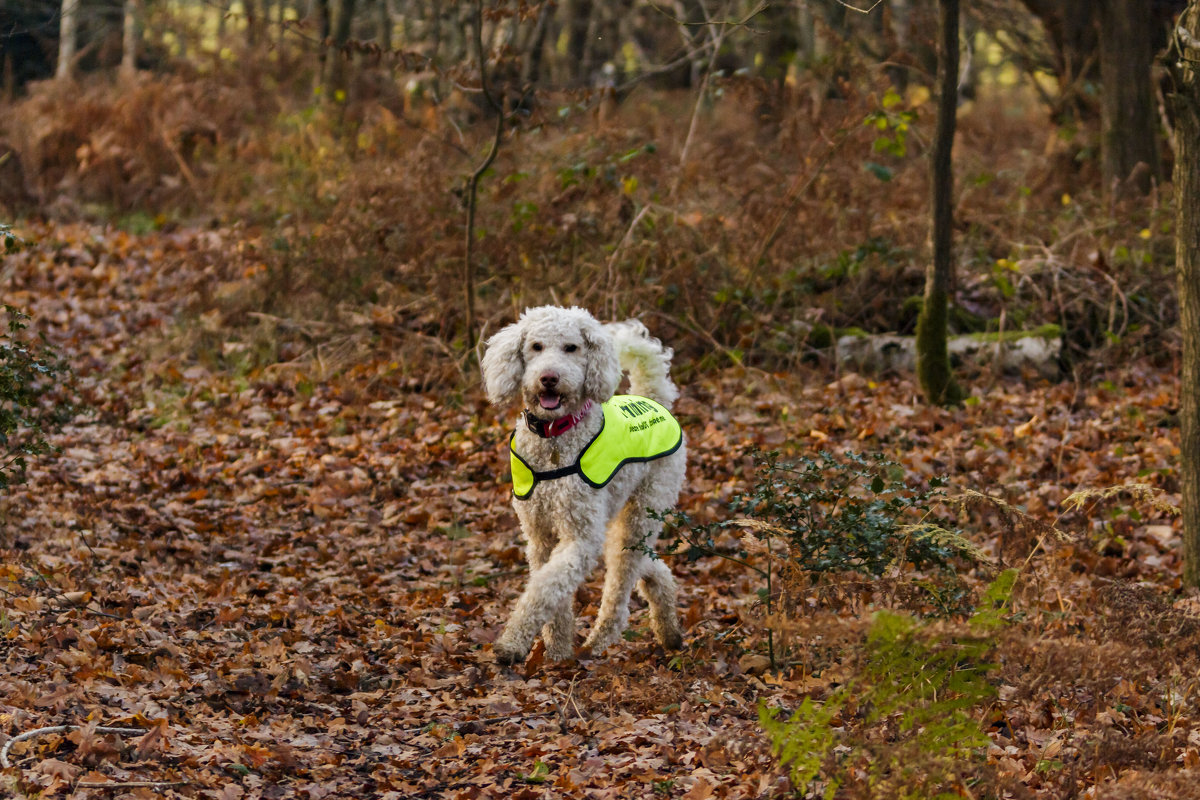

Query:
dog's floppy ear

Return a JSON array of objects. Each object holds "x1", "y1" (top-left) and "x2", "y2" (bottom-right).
[
  {"x1": 580, "y1": 315, "x2": 620, "y2": 403},
  {"x1": 481, "y1": 320, "x2": 525, "y2": 406}
]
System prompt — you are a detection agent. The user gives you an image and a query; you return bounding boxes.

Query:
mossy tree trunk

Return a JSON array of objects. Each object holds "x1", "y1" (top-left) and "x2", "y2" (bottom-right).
[
  {"x1": 1173, "y1": 1, "x2": 1200, "y2": 588},
  {"x1": 915, "y1": 0, "x2": 963, "y2": 406}
]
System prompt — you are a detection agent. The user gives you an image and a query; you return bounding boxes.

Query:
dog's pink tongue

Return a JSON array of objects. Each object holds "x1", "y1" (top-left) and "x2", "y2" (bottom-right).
[{"x1": 540, "y1": 394, "x2": 560, "y2": 410}]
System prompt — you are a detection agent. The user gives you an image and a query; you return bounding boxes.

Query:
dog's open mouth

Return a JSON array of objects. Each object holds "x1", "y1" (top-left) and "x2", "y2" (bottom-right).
[{"x1": 537, "y1": 391, "x2": 563, "y2": 411}]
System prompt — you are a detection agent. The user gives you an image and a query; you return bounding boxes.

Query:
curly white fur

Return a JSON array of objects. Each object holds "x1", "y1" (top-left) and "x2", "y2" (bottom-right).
[{"x1": 481, "y1": 306, "x2": 686, "y2": 664}]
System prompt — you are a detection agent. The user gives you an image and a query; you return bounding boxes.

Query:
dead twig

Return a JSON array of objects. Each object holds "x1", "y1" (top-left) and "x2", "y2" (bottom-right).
[
  {"x1": 672, "y1": 1, "x2": 732, "y2": 200},
  {"x1": 398, "y1": 711, "x2": 555, "y2": 735},
  {"x1": 1, "y1": 725, "x2": 147, "y2": 768},
  {"x1": 77, "y1": 779, "x2": 189, "y2": 790},
  {"x1": 605, "y1": 205, "x2": 653, "y2": 320}
]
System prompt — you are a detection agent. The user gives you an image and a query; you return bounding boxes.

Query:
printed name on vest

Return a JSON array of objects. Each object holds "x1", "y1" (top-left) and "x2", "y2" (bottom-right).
[
  {"x1": 617, "y1": 399, "x2": 668, "y2": 434},
  {"x1": 617, "y1": 399, "x2": 661, "y2": 419}
]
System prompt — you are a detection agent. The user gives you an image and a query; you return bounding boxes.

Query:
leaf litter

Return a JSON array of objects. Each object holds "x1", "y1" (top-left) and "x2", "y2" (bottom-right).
[{"x1": 0, "y1": 221, "x2": 1197, "y2": 798}]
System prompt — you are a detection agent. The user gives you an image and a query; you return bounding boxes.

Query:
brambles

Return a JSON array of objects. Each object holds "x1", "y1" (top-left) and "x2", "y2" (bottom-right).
[{"x1": 658, "y1": 449, "x2": 973, "y2": 580}]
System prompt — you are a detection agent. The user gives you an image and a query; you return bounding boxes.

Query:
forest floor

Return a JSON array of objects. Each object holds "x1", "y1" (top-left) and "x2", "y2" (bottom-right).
[
  {"x1": 0, "y1": 220, "x2": 1197, "y2": 800},
  {"x1": 0, "y1": 58, "x2": 1197, "y2": 798}
]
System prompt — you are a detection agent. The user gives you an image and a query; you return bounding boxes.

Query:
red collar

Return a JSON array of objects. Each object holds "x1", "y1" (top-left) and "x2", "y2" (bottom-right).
[{"x1": 524, "y1": 399, "x2": 594, "y2": 438}]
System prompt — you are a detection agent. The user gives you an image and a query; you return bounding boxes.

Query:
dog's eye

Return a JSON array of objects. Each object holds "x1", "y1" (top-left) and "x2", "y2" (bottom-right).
[
  {"x1": 564, "y1": 344, "x2": 578, "y2": 353},
  {"x1": 531, "y1": 342, "x2": 543, "y2": 352}
]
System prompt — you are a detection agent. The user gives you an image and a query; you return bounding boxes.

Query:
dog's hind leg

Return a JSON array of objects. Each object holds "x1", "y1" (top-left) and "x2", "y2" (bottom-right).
[
  {"x1": 583, "y1": 507, "x2": 655, "y2": 655},
  {"x1": 583, "y1": 556, "x2": 641, "y2": 656},
  {"x1": 637, "y1": 559, "x2": 683, "y2": 651}
]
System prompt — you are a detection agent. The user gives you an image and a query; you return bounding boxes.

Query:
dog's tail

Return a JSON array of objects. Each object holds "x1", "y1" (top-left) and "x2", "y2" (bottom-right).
[{"x1": 607, "y1": 319, "x2": 679, "y2": 409}]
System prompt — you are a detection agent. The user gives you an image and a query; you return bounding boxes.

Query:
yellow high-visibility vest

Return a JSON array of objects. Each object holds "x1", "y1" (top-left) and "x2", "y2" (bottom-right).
[{"x1": 509, "y1": 395, "x2": 682, "y2": 499}]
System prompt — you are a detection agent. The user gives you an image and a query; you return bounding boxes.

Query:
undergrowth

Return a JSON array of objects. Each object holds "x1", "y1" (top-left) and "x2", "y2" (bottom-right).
[
  {"x1": 743, "y1": 476, "x2": 1189, "y2": 796},
  {"x1": 0, "y1": 228, "x2": 76, "y2": 492},
  {"x1": 761, "y1": 569, "x2": 1018, "y2": 799},
  {"x1": 0, "y1": 55, "x2": 1180, "y2": 382},
  {"x1": 653, "y1": 449, "x2": 979, "y2": 668}
]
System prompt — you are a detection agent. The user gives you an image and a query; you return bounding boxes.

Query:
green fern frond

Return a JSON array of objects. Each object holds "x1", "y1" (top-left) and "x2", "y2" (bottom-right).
[
  {"x1": 760, "y1": 571, "x2": 1018, "y2": 797},
  {"x1": 759, "y1": 696, "x2": 843, "y2": 794},
  {"x1": 969, "y1": 568, "x2": 1019, "y2": 630},
  {"x1": 896, "y1": 522, "x2": 993, "y2": 564}
]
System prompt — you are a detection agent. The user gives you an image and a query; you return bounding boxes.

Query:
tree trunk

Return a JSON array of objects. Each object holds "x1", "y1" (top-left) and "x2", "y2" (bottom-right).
[
  {"x1": 1098, "y1": 0, "x2": 1159, "y2": 194},
  {"x1": 520, "y1": 1, "x2": 552, "y2": 88},
  {"x1": 755, "y1": 1, "x2": 799, "y2": 128},
  {"x1": 121, "y1": 0, "x2": 141, "y2": 79},
  {"x1": 325, "y1": 0, "x2": 359, "y2": 97},
  {"x1": 245, "y1": 0, "x2": 259, "y2": 46},
  {"x1": 278, "y1": 0, "x2": 289, "y2": 47},
  {"x1": 915, "y1": 0, "x2": 963, "y2": 406},
  {"x1": 56, "y1": 0, "x2": 78, "y2": 80},
  {"x1": 313, "y1": 0, "x2": 331, "y2": 93},
  {"x1": 378, "y1": 0, "x2": 391, "y2": 52},
  {"x1": 1016, "y1": 0, "x2": 1099, "y2": 122},
  {"x1": 1173, "y1": 1, "x2": 1200, "y2": 588},
  {"x1": 563, "y1": 0, "x2": 593, "y2": 84}
]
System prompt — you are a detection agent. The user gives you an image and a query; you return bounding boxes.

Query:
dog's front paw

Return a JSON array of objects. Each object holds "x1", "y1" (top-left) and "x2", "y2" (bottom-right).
[{"x1": 493, "y1": 638, "x2": 528, "y2": 666}]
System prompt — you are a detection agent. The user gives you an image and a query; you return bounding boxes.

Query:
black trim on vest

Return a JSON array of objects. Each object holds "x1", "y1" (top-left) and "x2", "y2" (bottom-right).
[
  {"x1": 576, "y1": 429, "x2": 683, "y2": 490},
  {"x1": 510, "y1": 414, "x2": 607, "y2": 500}
]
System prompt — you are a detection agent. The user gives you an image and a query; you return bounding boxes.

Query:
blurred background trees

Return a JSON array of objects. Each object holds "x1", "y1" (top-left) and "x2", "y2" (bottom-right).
[
  {"x1": 1, "y1": 0, "x2": 1184, "y2": 188},
  {"x1": 0, "y1": 0, "x2": 1189, "y2": 369}
]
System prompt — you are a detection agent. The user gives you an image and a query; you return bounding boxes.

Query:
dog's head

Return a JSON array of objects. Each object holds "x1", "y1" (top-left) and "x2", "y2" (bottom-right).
[{"x1": 481, "y1": 306, "x2": 619, "y2": 419}]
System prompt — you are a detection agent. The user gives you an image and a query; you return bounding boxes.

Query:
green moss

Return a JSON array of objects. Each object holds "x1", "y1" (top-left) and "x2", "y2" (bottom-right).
[
  {"x1": 807, "y1": 323, "x2": 833, "y2": 349},
  {"x1": 901, "y1": 295, "x2": 924, "y2": 328},
  {"x1": 835, "y1": 326, "x2": 870, "y2": 338},
  {"x1": 963, "y1": 323, "x2": 1062, "y2": 343},
  {"x1": 915, "y1": 287, "x2": 965, "y2": 407}
]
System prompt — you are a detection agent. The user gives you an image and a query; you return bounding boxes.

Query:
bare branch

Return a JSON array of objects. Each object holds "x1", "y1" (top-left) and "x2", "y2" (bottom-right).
[{"x1": 833, "y1": 0, "x2": 886, "y2": 13}]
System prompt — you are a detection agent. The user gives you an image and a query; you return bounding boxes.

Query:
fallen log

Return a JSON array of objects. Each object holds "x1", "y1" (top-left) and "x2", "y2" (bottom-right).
[{"x1": 835, "y1": 325, "x2": 1062, "y2": 379}]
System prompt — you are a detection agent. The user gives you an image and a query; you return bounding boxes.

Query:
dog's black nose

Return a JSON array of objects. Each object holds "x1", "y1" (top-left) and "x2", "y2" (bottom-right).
[{"x1": 540, "y1": 373, "x2": 558, "y2": 388}]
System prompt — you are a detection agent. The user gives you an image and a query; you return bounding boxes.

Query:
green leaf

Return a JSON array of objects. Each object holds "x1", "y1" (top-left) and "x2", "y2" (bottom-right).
[
  {"x1": 864, "y1": 162, "x2": 894, "y2": 182},
  {"x1": 523, "y1": 760, "x2": 551, "y2": 783}
]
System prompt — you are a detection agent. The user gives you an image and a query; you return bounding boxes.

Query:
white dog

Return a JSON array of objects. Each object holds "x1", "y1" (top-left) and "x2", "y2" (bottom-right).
[{"x1": 481, "y1": 306, "x2": 687, "y2": 664}]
